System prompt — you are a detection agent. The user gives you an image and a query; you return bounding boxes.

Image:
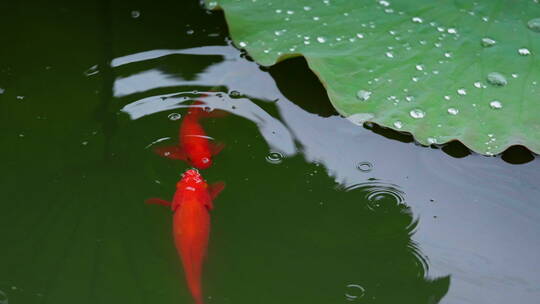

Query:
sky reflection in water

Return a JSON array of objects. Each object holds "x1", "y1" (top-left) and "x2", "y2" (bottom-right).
[{"x1": 107, "y1": 38, "x2": 540, "y2": 304}]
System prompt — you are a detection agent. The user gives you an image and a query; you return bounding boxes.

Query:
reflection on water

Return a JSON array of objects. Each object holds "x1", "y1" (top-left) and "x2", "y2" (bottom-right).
[
  {"x1": 100, "y1": 37, "x2": 449, "y2": 302},
  {"x1": 84, "y1": 24, "x2": 540, "y2": 302},
  {"x1": 1, "y1": 1, "x2": 539, "y2": 303},
  {"x1": 344, "y1": 181, "x2": 450, "y2": 302}
]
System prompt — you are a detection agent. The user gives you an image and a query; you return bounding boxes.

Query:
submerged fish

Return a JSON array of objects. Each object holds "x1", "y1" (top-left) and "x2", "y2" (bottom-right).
[
  {"x1": 147, "y1": 169, "x2": 225, "y2": 304},
  {"x1": 155, "y1": 100, "x2": 225, "y2": 169}
]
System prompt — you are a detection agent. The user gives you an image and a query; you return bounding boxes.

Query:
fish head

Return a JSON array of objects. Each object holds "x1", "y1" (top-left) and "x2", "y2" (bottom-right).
[
  {"x1": 177, "y1": 169, "x2": 208, "y2": 190},
  {"x1": 191, "y1": 156, "x2": 212, "y2": 170}
]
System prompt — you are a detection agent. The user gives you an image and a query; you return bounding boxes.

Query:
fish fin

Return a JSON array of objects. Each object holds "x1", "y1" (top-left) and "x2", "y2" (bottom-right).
[
  {"x1": 145, "y1": 198, "x2": 171, "y2": 207},
  {"x1": 209, "y1": 181, "x2": 225, "y2": 200},
  {"x1": 209, "y1": 142, "x2": 225, "y2": 156},
  {"x1": 154, "y1": 145, "x2": 188, "y2": 160}
]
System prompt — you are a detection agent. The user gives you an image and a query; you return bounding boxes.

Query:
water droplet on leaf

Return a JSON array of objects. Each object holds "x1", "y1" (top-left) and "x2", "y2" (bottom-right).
[
  {"x1": 356, "y1": 90, "x2": 372, "y2": 101},
  {"x1": 518, "y1": 48, "x2": 531, "y2": 56},
  {"x1": 410, "y1": 109, "x2": 425, "y2": 119},
  {"x1": 489, "y1": 100, "x2": 503, "y2": 109},
  {"x1": 447, "y1": 107, "x2": 459, "y2": 115},
  {"x1": 481, "y1": 37, "x2": 496, "y2": 47},
  {"x1": 527, "y1": 18, "x2": 540, "y2": 32},
  {"x1": 487, "y1": 72, "x2": 507, "y2": 86}
]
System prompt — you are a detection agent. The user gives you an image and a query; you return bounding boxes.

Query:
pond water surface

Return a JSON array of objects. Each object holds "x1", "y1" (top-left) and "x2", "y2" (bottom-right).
[{"x1": 1, "y1": 1, "x2": 539, "y2": 304}]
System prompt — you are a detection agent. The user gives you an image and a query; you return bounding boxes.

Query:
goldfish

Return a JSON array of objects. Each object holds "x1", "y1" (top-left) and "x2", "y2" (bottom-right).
[
  {"x1": 155, "y1": 101, "x2": 225, "y2": 169},
  {"x1": 146, "y1": 169, "x2": 224, "y2": 304}
]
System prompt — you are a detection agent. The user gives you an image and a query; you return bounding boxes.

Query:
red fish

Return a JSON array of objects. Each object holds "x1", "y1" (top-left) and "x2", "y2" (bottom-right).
[
  {"x1": 147, "y1": 169, "x2": 225, "y2": 304},
  {"x1": 155, "y1": 101, "x2": 225, "y2": 169}
]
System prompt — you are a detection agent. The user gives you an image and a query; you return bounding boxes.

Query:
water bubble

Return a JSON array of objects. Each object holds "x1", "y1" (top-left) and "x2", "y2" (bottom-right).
[
  {"x1": 518, "y1": 48, "x2": 531, "y2": 56},
  {"x1": 527, "y1": 18, "x2": 540, "y2": 32},
  {"x1": 229, "y1": 90, "x2": 241, "y2": 97},
  {"x1": 386, "y1": 51, "x2": 394, "y2": 58},
  {"x1": 447, "y1": 107, "x2": 459, "y2": 115},
  {"x1": 473, "y1": 81, "x2": 482, "y2": 88},
  {"x1": 481, "y1": 37, "x2": 496, "y2": 47},
  {"x1": 444, "y1": 52, "x2": 452, "y2": 58},
  {"x1": 168, "y1": 113, "x2": 181, "y2": 121},
  {"x1": 286, "y1": 10, "x2": 294, "y2": 15},
  {"x1": 457, "y1": 88, "x2": 467, "y2": 95},
  {"x1": 313, "y1": 16, "x2": 320, "y2": 21},
  {"x1": 345, "y1": 284, "x2": 366, "y2": 301},
  {"x1": 447, "y1": 28, "x2": 457, "y2": 34},
  {"x1": 275, "y1": 9, "x2": 282, "y2": 14},
  {"x1": 356, "y1": 162, "x2": 373, "y2": 172},
  {"x1": 186, "y1": 29, "x2": 194, "y2": 35},
  {"x1": 266, "y1": 151, "x2": 283, "y2": 164},
  {"x1": 356, "y1": 33, "x2": 364, "y2": 39},
  {"x1": 317, "y1": 37, "x2": 326, "y2": 43},
  {"x1": 487, "y1": 72, "x2": 507, "y2": 86},
  {"x1": 303, "y1": 6, "x2": 312, "y2": 11},
  {"x1": 356, "y1": 90, "x2": 372, "y2": 101},
  {"x1": 0, "y1": 88, "x2": 5, "y2": 94},
  {"x1": 489, "y1": 100, "x2": 503, "y2": 109},
  {"x1": 415, "y1": 64, "x2": 424, "y2": 71},
  {"x1": 444, "y1": 95, "x2": 451, "y2": 100},
  {"x1": 16, "y1": 96, "x2": 24, "y2": 100},
  {"x1": 238, "y1": 41, "x2": 247, "y2": 47},
  {"x1": 393, "y1": 121, "x2": 403, "y2": 129},
  {"x1": 203, "y1": 106, "x2": 214, "y2": 113},
  {"x1": 131, "y1": 10, "x2": 140, "y2": 18},
  {"x1": 410, "y1": 109, "x2": 425, "y2": 119},
  {"x1": 412, "y1": 17, "x2": 423, "y2": 23},
  {"x1": 364, "y1": 184, "x2": 406, "y2": 213},
  {"x1": 427, "y1": 137, "x2": 437, "y2": 144},
  {"x1": 379, "y1": 0, "x2": 390, "y2": 7}
]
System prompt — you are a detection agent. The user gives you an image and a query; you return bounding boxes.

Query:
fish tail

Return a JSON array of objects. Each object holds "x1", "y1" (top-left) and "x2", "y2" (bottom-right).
[{"x1": 182, "y1": 249, "x2": 205, "y2": 304}]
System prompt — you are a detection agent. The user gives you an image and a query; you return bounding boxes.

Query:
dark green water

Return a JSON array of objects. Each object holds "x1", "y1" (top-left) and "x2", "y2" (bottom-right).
[{"x1": 1, "y1": 1, "x2": 539, "y2": 304}]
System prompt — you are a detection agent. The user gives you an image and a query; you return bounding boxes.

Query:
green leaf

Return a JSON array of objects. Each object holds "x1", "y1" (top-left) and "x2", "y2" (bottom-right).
[{"x1": 206, "y1": 0, "x2": 540, "y2": 155}]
